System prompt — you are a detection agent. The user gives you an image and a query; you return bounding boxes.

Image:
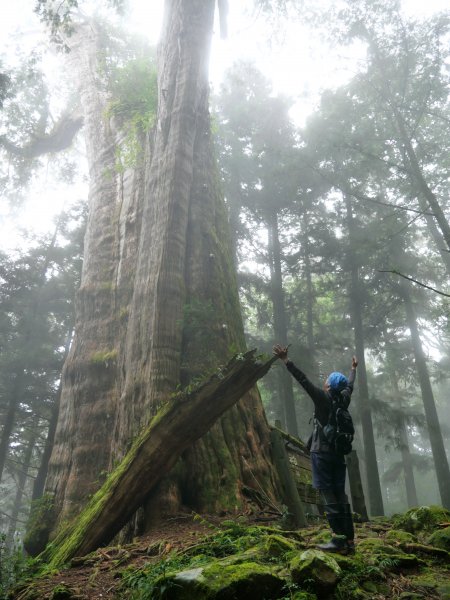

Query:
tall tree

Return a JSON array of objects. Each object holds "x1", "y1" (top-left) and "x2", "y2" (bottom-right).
[
  {"x1": 345, "y1": 194, "x2": 385, "y2": 516},
  {"x1": 37, "y1": 2, "x2": 279, "y2": 549}
]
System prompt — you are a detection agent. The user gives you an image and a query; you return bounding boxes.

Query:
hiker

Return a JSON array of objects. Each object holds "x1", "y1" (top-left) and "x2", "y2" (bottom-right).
[{"x1": 272, "y1": 344, "x2": 358, "y2": 554}]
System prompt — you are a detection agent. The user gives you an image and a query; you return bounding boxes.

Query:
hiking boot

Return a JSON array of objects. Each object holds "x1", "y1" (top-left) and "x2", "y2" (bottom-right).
[
  {"x1": 316, "y1": 536, "x2": 350, "y2": 554},
  {"x1": 346, "y1": 540, "x2": 355, "y2": 555}
]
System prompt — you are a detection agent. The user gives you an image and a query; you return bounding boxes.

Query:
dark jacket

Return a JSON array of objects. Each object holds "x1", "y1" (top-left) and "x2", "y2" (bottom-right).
[{"x1": 286, "y1": 360, "x2": 356, "y2": 453}]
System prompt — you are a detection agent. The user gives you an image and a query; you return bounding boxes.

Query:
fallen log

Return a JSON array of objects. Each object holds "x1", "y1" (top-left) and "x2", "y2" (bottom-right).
[{"x1": 40, "y1": 350, "x2": 277, "y2": 569}]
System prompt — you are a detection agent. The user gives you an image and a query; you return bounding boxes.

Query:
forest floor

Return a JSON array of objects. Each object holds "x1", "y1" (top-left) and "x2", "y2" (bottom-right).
[
  {"x1": 11, "y1": 514, "x2": 217, "y2": 599},
  {"x1": 9, "y1": 508, "x2": 450, "y2": 600}
]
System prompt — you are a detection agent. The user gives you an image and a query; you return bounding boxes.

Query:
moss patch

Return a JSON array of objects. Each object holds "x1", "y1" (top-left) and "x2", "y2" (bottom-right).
[
  {"x1": 290, "y1": 549, "x2": 341, "y2": 592},
  {"x1": 427, "y1": 526, "x2": 450, "y2": 552},
  {"x1": 392, "y1": 505, "x2": 450, "y2": 533},
  {"x1": 24, "y1": 494, "x2": 55, "y2": 556}
]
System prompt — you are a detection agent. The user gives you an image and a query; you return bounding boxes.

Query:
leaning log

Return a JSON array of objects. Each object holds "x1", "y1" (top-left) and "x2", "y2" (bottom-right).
[{"x1": 40, "y1": 350, "x2": 277, "y2": 569}]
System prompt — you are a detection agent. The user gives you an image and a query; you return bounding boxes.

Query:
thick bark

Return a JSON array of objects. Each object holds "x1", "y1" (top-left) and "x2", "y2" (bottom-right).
[
  {"x1": 401, "y1": 283, "x2": 450, "y2": 508},
  {"x1": 267, "y1": 209, "x2": 299, "y2": 437},
  {"x1": 42, "y1": 1, "x2": 279, "y2": 540},
  {"x1": 345, "y1": 196, "x2": 385, "y2": 516},
  {"x1": 40, "y1": 352, "x2": 277, "y2": 568},
  {"x1": 43, "y1": 21, "x2": 145, "y2": 527}
]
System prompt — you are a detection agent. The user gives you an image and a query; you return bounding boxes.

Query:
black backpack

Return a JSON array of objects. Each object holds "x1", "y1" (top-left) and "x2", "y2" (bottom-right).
[{"x1": 322, "y1": 394, "x2": 355, "y2": 455}]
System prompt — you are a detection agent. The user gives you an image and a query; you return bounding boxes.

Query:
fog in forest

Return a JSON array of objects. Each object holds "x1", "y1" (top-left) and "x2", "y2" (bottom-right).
[{"x1": 1, "y1": 0, "x2": 450, "y2": 594}]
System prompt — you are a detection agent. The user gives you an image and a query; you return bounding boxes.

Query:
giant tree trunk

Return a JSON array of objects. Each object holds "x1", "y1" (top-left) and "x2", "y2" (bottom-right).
[
  {"x1": 41, "y1": 0, "x2": 278, "y2": 546},
  {"x1": 41, "y1": 20, "x2": 145, "y2": 531},
  {"x1": 40, "y1": 352, "x2": 277, "y2": 569}
]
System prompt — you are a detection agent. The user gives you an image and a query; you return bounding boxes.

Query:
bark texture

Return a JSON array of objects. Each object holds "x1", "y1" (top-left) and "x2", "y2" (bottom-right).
[
  {"x1": 41, "y1": 352, "x2": 276, "y2": 568},
  {"x1": 42, "y1": 21, "x2": 146, "y2": 530},
  {"x1": 40, "y1": 1, "x2": 279, "y2": 548}
]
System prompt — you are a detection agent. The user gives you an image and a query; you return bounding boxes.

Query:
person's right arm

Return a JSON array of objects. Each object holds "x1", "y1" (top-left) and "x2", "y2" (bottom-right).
[{"x1": 273, "y1": 344, "x2": 324, "y2": 401}]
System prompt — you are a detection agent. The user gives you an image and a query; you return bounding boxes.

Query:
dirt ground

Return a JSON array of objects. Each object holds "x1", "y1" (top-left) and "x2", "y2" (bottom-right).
[{"x1": 12, "y1": 514, "x2": 253, "y2": 599}]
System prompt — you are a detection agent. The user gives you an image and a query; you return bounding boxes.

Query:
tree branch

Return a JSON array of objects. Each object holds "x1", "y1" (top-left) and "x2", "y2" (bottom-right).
[
  {"x1": 378, "y1": 270, "x2": 450, "y2": 297},
  {"x1": 0, "y1": 112, "x2": 83, "y2": 158}
]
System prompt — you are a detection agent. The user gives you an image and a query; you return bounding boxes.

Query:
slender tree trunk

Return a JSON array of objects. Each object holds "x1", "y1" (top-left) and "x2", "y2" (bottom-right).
[
  {"x1": 31, "y1": 383, "x2": 62, "y2": 502},
  {"x1": 303, "y1": 224, "x2": 315, "y2": 356},
  {"x1": 0, "y1": 223, "x2": 63, "y2": 483},
  {"x1": 0, "y1": 376, "x2": 23, "y2": 483},
  {"x1": 416, "y1": 195, "x2": 450, "y2": 275},
  {"x1": 393, "y1": 110, "x2": 450, "y2": 252},
  {"x1": 32, "y1": 334, "x2": 72, "y2": 502},
  {"x1": 6, "y1": 433, "x2": 37, "y2": 548},
  {"x1": 388, "y1": 371, "x2": 418, "y2": 508},
  {"x1": 401, "y1": 283, "x2": 450, "y2": 508},
  {"x1": 345, "y1": 195, "x2": 384, "y2": 516},
  {"x1": 366, "y1": 32, "x2": 450, "y2": 254},
  {"x1": 267, "y1": 208, "x2": 299, "y2": 437}
]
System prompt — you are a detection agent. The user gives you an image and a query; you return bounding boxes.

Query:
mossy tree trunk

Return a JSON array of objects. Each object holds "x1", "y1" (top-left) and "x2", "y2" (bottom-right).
[
  {"x1": 37, "y1": 0, "x2": 279, "y2": 552},
  {"x1": 41, "y1": 20, "x2": 146, "y2": 535},
  {"x1": 40, "y1": 352, "x2": 276, "y2": 568}
]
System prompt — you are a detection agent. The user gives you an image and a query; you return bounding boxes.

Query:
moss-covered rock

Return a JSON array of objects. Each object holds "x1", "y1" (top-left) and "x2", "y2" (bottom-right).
[
  {"x1": 392, "y1": 506, "x2": 450, "y2": 533},
  {"x1": 154, "y1": 560, "x2": 286, "y2": 599},
  {"x1": 290, "y1": 549, "x2": 341, "y2": 592},
  {"x1": 263, "y1": 534, "x2": 298, "y2": 558},
  {"x1": 356, "y1": 538, "x2": 420, "y2": 568},
  {"x1": 427, "y1": 526, "x2": 450, "y2": 552},
  {"x1": 385, "y1": 529, "x2": 416, "y2": 544}
]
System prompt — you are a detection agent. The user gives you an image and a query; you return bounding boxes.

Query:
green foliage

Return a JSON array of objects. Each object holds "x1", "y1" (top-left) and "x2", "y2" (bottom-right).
[
  {"x1": 0, "y1": 532, "x2": 38, "y2": 599},
  {"x1": 0, "y1": 206, "x2": 85, "y2": 550},
  {"x1": 427, "y1": 526, "x2": 450, "y2": 552},
  {"x1": 106, "y1": 55, "x2": 158, "y2": 172},
  {"x1": 392, "y1": 506, "x2": 450, "y2": 533},
  {"x1": 23, "y1": 494, "x2": 55, "y2": 557},
  {"x1": 119, "y1": 520, "x2": 281, "y2": 598},
  {"x1": 89, "y1": 349, "x2": 118, "y2": 365}
]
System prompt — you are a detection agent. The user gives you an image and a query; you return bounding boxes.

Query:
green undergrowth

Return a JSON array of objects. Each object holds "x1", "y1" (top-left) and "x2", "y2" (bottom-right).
[
  {"x1": 9, "y1": 506, "x2": 450, "y2": 599},
  {"x1": 117, "y1": 508, "x2": 450, "y2": 600}
]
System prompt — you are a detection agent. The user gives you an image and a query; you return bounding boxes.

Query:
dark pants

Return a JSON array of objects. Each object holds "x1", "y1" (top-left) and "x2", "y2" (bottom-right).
[
  {"x1": 311, "y1": 451, "x2": 346, "y2": 494},
  {"x1": 311, "y1": 452, "x2": 354, "y2": 541}
]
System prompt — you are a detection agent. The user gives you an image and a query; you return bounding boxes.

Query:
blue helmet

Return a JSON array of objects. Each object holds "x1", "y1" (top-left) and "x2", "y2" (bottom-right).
[{"x1": 327, "y1": 371, "x2": 348, "y2": 392}]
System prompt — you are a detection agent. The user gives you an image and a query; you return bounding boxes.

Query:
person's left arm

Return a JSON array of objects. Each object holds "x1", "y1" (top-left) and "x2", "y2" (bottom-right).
[{"x1": 341, "y1": 356, "x2": 358, "y2": 407}]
